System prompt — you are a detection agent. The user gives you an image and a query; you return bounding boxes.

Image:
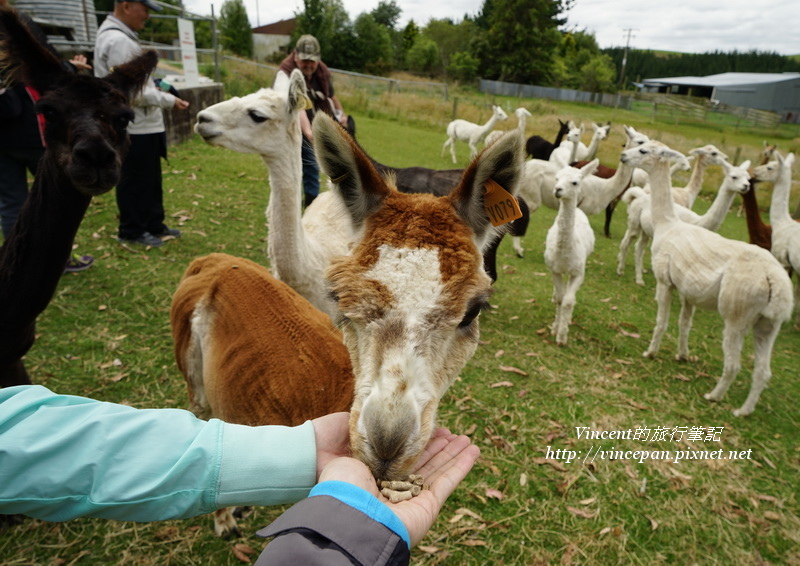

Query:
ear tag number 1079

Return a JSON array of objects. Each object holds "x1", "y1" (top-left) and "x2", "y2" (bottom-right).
[{"x1": 483, "y1": 179, "x2": 522, "y2": 227}]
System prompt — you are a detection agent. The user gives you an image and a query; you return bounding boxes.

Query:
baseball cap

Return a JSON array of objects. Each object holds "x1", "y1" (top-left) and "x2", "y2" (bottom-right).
[
  {"x1": 116, "y1": 0, "x2": 164, "y2": 12},
  {"x1": 295, "y1": 35, "x2": 321, "y2": 62}
]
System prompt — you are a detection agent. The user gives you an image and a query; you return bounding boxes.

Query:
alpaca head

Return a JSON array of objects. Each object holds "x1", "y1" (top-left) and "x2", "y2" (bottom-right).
[
  {"x1": 314, "y1": 113, "x2": 524, "y2": 482},
  {"x1": 720, "y1": 159, "x2": 752, "y2": 195},
  {"x1": 565, "y1": 123, "x2": 584, "y2": 144},
  {"x1": 514, "y1": 107, "x2": 532, "y2": 120},
  {"x1": 689, "y1": 144, "x2": 728, "y2": 167},
  {"x1": 0, "y1": 7, "x2": 155, "y2": 196},
  {"x1": 554, "y1": 159, "x2": 598, "y2": 202},
  {"x1": 493, "y1": 105, "x2": 509, "y2": 121},
  {"x1": 592, "y1": 122, "x2": 611, "y2": 141},
  {"x1": 620, "y1": 140, "x2": 686, "y2": 172},
  {"x1": 194, "y1": 68, "x2": 307, "y2": 158},
  {"x1": 753, "y1": 159, "x2": 780, "y2": 183},
  {"x1": 622, "y1": 125, "x2": 650, "y2": 149}
]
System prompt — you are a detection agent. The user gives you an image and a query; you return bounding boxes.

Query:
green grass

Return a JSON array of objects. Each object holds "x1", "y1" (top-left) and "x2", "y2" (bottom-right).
[{"x1": 1, "y1": 102, "x2": 799, "y2": 565}]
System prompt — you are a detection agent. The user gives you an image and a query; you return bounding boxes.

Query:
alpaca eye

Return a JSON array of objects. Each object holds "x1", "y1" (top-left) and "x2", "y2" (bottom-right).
[
  {"x1": 459, "y1": 299, "x2": 489, "y2": 329},
  {"x1": 248, "y1": 110, "x2": 268, "y2": 123}
]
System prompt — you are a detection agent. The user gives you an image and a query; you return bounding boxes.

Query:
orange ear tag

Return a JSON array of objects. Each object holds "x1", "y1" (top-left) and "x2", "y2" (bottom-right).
[{"x1": 483, "y1": 179, "x2": 522, "y2": 227}]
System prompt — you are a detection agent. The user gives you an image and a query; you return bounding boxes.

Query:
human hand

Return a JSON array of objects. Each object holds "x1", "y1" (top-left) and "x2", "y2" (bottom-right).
[
  {"x1": 69, "y1": 54, "x2": 92, "y2": 71},
  {"x1": 174, "y1": 98, "x2": 190, "y2": 110},
  {"x1": 319, "y1": 428, "x2": 480, "y2": 547},
  {"x1": 310, "y1": 412, "x2": 351, "y2": 478}
]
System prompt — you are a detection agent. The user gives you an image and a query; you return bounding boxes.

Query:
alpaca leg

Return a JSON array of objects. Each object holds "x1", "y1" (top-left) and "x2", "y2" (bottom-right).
[
  {"x1": 704, "y1": 322, "x2": 744, "y2": 406},
  {"x1": 633, "y1": 233, "x2": 650, "y2": 286},
  {"x1": 733, "y1": 319, "x2": 781, "y2": 416},
  {"x1": 616, "y1": 227, "x2": 636, "y2": 277},
  {"x1": 469, "y1": 139, "x2": 479, "y2": 159},
  {"x1": 213, "y1": 507, "x2": 240, "y2": 538},
  {"x1": 644, "y1": 282, "x2": 673, "y2": 358},
  {"x1": 550, "y1": 274, "x2": 566, "y2": 337},
  {"x1": 675, "y1": 297, "x2": 696, "y2": 362},
  {"x1": 441, "y1": 137, "x2": 454, "y2": 162},
  {"x1": 556, "y1": 273, "x2": 583, "y2": 346}
]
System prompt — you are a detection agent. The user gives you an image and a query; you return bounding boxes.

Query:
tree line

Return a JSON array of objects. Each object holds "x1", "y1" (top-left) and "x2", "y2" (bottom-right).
[{"x1": 94, "y1": 0, "x2": 800, "y2": 94}]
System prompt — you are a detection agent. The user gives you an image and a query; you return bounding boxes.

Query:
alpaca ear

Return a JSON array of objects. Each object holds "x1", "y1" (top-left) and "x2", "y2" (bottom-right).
[
  {"x1": 655, "y1": 145, "x2": 686, "y2": 162},
  {"x1": 739, "y1": 160, "x2": 751, "y2": 171},
  {"x1": 286, "y1": 69, "x2": 309, "y2": 114},
  {"x1": 313, "y1": 113, "x2": 391, "y2": 230},
  {"x1": 580, "y1": 159, "x2": 600, "y2": 178},
  {"x1": 0, "y1": 7, "x2": 65, "y2": 93},
  {"x1": 105, "y1": 51, "x2": 158, "y2": 101},
  {"x1": 449, "y1": 131, "x2": 525, "y2": 250}
]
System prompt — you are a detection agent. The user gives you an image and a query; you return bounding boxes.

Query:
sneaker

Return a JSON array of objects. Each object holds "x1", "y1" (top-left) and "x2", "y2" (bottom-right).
[
  {"x1": 155, "y1": 227, "x2": 181, "y2": 239},
  {"x1": 64, "y1": 253, "x2": 94, "y2": 273},
  {"x1": 117, "y1": 232, "x2": 164, "y2": 247}
]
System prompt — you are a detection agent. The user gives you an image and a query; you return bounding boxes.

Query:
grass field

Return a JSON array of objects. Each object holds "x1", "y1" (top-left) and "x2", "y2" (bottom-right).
[{"x1": 1, "y1": 95, "x2": 799, "y2": 565}]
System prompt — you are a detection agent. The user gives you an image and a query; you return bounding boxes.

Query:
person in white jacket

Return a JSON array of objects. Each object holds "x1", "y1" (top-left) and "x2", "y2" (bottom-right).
[{"x1": 94, "y1": 0, "x2": 188, "y2": 248}]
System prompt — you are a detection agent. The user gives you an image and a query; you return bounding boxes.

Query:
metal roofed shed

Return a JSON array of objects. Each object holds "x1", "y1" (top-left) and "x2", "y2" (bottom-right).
[
  {"x1": 14, "y1": 0, "x2": 98, "y2": 51},
  {"x1": 639, "y1": 72, "x2": 800, "y2": 123}
]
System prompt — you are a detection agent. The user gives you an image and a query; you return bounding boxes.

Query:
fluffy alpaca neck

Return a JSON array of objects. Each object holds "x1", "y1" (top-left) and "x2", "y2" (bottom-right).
[
  {"x1": 682, "y1": 154, "x2": 709, "y2": 205},
  {"x1": 554, "y1": 198, "x2": 578, "y2": 251},
  {"x1": 583, "y1": 132, "x2": 602, "y2": 161},
  {"x1": 696, "y1": 181, "x2": 739, "y2": 231},
  {"x1": 648, "y1": 160, "x2": 679, "y2": 226},
  {"x1": 264, "y1": 120, "x2": 306, "y2": 281},
  {"x1": 0, "y1": 154, "x2": 91, "y2": 386},
  {"x1": 742, "y1": 181, "x2": 769, "y2": 235},
  {"x1": 479, "y1": 113, "x2": 502, "y2": 137},
  {"x1": 768, "y1": 160, "x2": 794, "y2": 226},
  {"x1": 568, "y1": 139, "x2": 579, "y2": 164}
]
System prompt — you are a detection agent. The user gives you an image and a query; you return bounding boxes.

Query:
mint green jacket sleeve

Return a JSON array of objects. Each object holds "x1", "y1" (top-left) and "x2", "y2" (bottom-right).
[{"x1": 0, "y1": 386, "x2": 317, "y2": 521}]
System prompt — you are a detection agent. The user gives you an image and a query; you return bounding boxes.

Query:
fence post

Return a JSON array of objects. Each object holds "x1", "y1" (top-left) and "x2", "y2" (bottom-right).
[{"x1": 452, "y1": 98, "x2": 458, "y2": 120}]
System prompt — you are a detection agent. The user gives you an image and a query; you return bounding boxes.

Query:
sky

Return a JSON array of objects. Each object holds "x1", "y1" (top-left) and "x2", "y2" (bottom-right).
[{"x1": 180, "y1": 0, "x2": 800, "y2": 56}]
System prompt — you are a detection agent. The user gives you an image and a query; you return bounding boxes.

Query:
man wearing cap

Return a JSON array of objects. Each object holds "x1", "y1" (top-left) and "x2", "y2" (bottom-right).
[
  {"x1": 278, "y1": 34, "x2": 349, "y2": 208},
  {"x1": 94, "y1": 0, "x2": 189, "y2": 248}
]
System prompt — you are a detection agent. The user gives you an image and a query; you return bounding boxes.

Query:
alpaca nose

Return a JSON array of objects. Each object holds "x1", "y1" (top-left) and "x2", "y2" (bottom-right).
[{"x1": 74, "y1": 138, "x2": 116, "y2": 169}]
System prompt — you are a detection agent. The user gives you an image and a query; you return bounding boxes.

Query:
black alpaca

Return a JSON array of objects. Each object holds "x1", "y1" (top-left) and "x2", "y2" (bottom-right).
[
  {"x1": 0, "y1": 7, "x2": 156, "y2": 387},
  {"x1": 525, "y1": 119, "x2": 570, "y2": 160}
]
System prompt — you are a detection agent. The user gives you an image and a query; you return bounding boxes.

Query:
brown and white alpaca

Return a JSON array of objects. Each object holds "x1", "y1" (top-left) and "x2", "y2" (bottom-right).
[
  {"x1": 620, "y1": 141, "x2": 794, "y2": 416},
  {"x1": 0, "y1": 7, "x2": 155, "y2": 387},
  {"x1": 193, "y1": 69, "x2": 353, "y2": 319},
  {"x1": 315, "y1": 113, "x2": 525, "y2": 483},
  {"x1": 368, "y1": 157, "x2": 531, "y2": 276},
  {"x1": 170, "y1": 252, "x2": 354, "y2": 537},
  {"x1": 767, "y1": 152, "x2": 800, "y2": 328}
]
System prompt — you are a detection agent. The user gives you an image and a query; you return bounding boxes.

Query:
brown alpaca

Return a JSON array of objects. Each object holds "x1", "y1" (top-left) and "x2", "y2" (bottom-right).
[
  {"x1": 170, "y1": 253, "x2": 355, "y2": 537},
  {"x1": 0, "y1": 7, "x2": 155, "y2": 387}
]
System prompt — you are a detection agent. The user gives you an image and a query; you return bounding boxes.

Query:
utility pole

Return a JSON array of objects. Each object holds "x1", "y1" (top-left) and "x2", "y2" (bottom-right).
[{"x1": 618, "y1": 28, "x2": 637, "y2": 91}]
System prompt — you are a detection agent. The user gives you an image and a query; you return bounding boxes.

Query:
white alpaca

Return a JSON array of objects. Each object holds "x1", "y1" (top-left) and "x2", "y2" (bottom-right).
[
  {"x1": 768, "y1": 152, "x2": 800, "y2": 328},
  {"x1": 441, "y1": 105, "x2": 508, "y2": 163},
  {"x1": 544, "y1": 160, "x2": 598, "y2": 346},
  {"x1": 194, "y1": 69, "x2": 352, "y2": 319},
  {"x1": 617, "y1": 155, "x2": 749, "y2": 286},
  {"x1": 668, "y1": 144, "x2": 728, "y2": 208},
  {"x1": 548, "y1": 122, "x2": 584, "y2": 168},
  {"x1": 551, "y1": 122, "x2": 611, "y2": 169},
  {"x1": 620, "y1": 141, "x2": 793, "y2": 416},
  {"x1": 484, "y1": 107, "x2": 531, "y2": 147}
]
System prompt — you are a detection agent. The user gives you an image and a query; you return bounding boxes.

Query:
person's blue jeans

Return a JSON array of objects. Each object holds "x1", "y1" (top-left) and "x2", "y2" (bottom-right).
[{"x1": 301, "y1": 136, "x2": 319, "y2": 207}]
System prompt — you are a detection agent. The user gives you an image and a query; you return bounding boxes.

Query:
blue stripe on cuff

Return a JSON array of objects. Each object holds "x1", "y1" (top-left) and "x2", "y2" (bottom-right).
[{"x1": 309, "y1": 480, "x2": 411, "y2": 547}]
